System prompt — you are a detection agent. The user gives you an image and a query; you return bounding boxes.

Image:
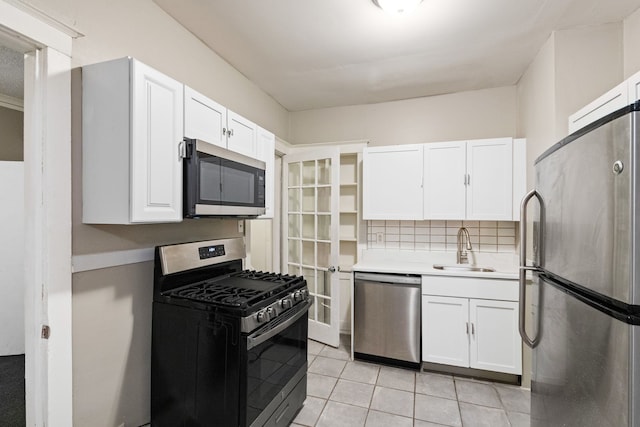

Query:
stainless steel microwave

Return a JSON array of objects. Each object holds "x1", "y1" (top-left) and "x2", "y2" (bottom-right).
[{"x1": 182, "y1": 138, "x2": 266, "y2": 218}]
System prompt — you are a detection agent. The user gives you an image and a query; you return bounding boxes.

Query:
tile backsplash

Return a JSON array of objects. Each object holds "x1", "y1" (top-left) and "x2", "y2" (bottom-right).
[{"x1": 367, "y1": 220, "x2": 518, "y2": 253}]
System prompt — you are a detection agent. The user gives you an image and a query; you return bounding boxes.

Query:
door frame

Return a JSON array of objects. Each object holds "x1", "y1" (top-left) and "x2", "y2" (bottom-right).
[{"x1": 0, "y1": 1, "x2": 76, "y2": 425}]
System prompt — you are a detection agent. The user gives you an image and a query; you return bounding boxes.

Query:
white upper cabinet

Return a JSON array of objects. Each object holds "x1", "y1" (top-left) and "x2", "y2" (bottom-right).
[
  {"x1": 466, "y1": 138, "x2": 513, "y2": 220},
  {"x1": 423, "y1": 141, "x2": 466, "y2": 219},
  {"x1": 568, "y1": 69, "x2": 640, "y2": 135},
  {"x1": 628, "y1": 69, "x2": 640, "y2": 104},
  {"x1": 364, "y1": 139, "x2": 524, "y2": 221},
  {"x1": 256, "y1": 127, "x2": 276, "y2": 219},
  {"x1": 363, "y1": 144, "x2": 424, "y2": 220},
  {"x1": 227, "y1": 110, "x2": 257, "y2": 158},
  {"x1": 183, "y1": 86, "x2": 258, "y2": 159},
  {"x1": 423, "y1": 138, "x2": 515, "y2": 221},
  {"x1": 184, "y1": 86, "x2": 226, "y2": 148},
  {"x1": 83, "y1": 57, "x2": 184, "y2": 224},
  {"x1": 568, "y1": 81, "x2": 628, "y2": 134}
]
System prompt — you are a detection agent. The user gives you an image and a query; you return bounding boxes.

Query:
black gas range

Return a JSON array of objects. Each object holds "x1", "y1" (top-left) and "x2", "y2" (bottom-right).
[{"x1": 151, "y1": 238, "x2": 310, "y2": 427}]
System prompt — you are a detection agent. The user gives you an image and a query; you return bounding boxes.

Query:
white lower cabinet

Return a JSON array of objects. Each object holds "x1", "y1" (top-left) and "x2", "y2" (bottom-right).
[
  {"x1": 422, "y1": 295, "x2": 470, "y2": 367},
  {"x1": 422, "y1": 276, "x2": 522, "y2": 375}
]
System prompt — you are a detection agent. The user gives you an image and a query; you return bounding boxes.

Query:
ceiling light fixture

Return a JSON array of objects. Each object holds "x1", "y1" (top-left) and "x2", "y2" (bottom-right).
[{"x1": 372, "y1": 0, "x2": 423, "y2": 14}]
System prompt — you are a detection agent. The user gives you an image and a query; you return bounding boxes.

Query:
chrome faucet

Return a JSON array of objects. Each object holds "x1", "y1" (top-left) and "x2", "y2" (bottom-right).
[{"x1": 457, "y1": 227, "x2": 473, "y2": 264}]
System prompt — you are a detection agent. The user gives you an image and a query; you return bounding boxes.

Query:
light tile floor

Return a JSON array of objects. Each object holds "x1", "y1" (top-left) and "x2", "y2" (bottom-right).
[{"x1": 293, "y1": 336, "x2": 531, "y2": 427}]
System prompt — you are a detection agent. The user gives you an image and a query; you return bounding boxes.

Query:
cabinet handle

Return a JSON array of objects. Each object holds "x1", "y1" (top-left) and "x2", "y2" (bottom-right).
[
  {"x1": 466, "y1": 322, "x2": 469, "y2": 334},
  {"x1": 222, "y1": 127, "x2": 227, "y2": 136},
  {"x1": 467, "y1": 174, "x2": 471, "y2": 185},
  {"x1": 471, "y1": 323, "x2": 475, "y2": 335},
  {"x1": 228, "y1": 128, "x2": 234, "y2": 137}
]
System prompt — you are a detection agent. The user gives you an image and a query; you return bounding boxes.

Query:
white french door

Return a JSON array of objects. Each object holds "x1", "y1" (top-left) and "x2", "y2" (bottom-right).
[{"x1": 283, "y1": 147, "x2": 340, "y2": 347}]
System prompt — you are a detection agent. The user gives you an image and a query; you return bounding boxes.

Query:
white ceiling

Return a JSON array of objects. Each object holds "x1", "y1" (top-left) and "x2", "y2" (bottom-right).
[
  {"x1": 154, "y1": 0, "x2": 640, "y2": 111},
  {"x1": 0, "y1": 45, "x2": 24, "y2": 100}
]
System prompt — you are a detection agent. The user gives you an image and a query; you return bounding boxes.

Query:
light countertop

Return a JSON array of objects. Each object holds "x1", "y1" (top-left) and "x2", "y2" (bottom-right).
[{"x1": 353, "y1": 249, "x2": 520, "y2": 280}]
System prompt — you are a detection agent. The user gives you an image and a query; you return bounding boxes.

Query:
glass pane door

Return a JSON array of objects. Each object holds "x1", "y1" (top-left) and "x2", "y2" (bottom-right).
[{"x1": 284, "y1": 148, "x2": 340, "y2": 347}]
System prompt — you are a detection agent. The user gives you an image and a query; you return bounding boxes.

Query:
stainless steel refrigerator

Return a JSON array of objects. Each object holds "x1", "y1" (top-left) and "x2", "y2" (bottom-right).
[{"x1": 519, "y1": 102, "x2": 640, "y2": 427}]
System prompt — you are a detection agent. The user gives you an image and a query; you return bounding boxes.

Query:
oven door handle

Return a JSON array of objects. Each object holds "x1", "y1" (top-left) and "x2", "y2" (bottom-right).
[{"x1": 247, "y1": 299, "x2": 311, "y2": 351}]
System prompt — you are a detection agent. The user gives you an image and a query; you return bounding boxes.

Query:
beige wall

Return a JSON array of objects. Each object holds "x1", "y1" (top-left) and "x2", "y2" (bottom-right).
[
  {"x1": 624, "y1": 7, "x2": 640, "y2": 78},
  {"x1": 13, "y1": 0, "x2": 290, "y2": 425},
  {"x1": 517, "y1": 23, "x2": 623, "y2": 192},
  {"x1": 553, "y1": 23, "x2": 623, "y2": 140},
  {"x1": 289, "y1": 86, "x2": 517, "y2": 146},
  {"x1": 516, "y1": 34, "x2": 556, "y2": 193},
  {"x1": 0, "y1": 106, "x2": 23, "y2": 161}
]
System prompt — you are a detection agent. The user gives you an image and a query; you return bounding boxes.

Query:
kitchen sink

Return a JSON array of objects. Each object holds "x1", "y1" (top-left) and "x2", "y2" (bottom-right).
[{"x1": 432, "y1": 264, "x2": 496, "y2": 272}]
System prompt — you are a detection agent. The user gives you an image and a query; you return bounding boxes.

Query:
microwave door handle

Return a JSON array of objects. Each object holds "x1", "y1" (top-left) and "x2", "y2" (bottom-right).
[{"x1": 246, "y1": 300, "x2": 311, "y2": 350}]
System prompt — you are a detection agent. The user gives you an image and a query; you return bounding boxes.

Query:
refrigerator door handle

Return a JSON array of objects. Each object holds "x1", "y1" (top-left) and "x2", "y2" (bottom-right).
[{"x1": 519, "y1": 189, "x2": 543, "y2": 348}]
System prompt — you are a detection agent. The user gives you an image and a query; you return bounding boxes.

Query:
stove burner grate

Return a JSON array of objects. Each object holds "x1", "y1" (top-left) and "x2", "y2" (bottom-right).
[{"x1": 164, "y1": 270, "x2": 304, "y2": 309}]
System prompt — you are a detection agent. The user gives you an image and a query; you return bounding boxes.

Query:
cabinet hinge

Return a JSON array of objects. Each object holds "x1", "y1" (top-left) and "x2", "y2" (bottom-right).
[{"x1": 41, "y1": 325, "x2": 50, "y2": 339}]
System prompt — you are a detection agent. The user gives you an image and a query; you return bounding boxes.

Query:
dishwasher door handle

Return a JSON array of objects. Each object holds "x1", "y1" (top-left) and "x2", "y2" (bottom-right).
[{"x1": 353, "y1": 272, "x2": 421, "y2": 285}]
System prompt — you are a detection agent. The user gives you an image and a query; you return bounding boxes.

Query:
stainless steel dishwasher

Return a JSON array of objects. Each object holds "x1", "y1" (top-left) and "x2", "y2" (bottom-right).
[{"x1": 354, "y1": 272, "x2": 421, "y2": 369}]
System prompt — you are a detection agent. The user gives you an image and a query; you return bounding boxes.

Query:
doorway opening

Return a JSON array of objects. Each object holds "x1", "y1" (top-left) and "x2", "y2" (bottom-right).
[{"x1": 0, "y1": 42, "x2": 25, "y2": 427}]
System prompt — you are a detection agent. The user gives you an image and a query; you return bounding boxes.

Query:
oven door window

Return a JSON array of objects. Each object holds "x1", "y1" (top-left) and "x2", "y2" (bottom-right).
[{"x1": 245, "y1": 311, "x2": 308, "y2": 426}]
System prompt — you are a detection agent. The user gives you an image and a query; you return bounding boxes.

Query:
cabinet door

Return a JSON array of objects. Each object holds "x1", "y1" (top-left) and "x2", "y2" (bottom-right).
[
  {"x1": 469, "y1": 299, "x2": 522, "y2": 374},
  {"x1": 422, "y1": 295, "x2": 469, "y2": 367},
  {"x1": 256, "y1": 126, "x2": 275, "y2": 219},
  {"x1": 183, "y1": 86, "x2": 227, "y2": 148},
  {"x1": 423, "y1": 141, "x2": 466, "y2": 219},
  {"x1": 227, "y1": 110, "x2": 257, "y2": 158},
  {"x1": 362, "y1": 145, "x2": 423, "y2": 220},
  {"x1": 130, "y1": 60, "x2": 184, "y2": 222},
  {"x1": 466, "y1": 138, "x2": 513, "y2": 220}
]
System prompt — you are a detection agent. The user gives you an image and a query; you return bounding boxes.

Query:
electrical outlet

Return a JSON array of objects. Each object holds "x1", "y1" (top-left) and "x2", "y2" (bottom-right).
[
  {"x1": 376, "y1": 232, "x2": 384, "y2": 243},
  {"x1": 238, "y1": 220, "x2": 244, "y2": 234}
]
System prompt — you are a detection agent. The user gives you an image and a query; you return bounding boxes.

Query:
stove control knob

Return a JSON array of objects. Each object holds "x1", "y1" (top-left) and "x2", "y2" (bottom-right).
[
  {"x1": 300, "y1": 289, "x2": 309, "y2": 299},
  {"x1": 256, "y1": 311, "x2": 267, "y2": 323},
  {"x1": 266, "y1": 307, "x2": 275, "y2": 320},
  {"x1": 293, "y1": 291, "x2": 302, "y2": 302},
  {"x1": 281, "y1": 298, "x2": 293, "y2": 309}
]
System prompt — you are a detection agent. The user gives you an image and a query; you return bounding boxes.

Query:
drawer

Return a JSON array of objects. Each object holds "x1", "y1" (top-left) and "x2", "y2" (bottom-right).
[{"x1": 422, "y1": 275, "x2": 518, "y2": 301}]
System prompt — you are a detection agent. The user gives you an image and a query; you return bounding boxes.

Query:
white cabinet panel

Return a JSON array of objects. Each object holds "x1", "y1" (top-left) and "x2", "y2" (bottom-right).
[
  {"x1": 256, "y1": 127, "x2": 275, "y2": 219},
  {"x1": 568, "y1": 81, "x2": 628, "y2": 134},
  {"x1": 83, "y1": 57, "x2": 183, "y2": 224},
  {"x1": 131, "y1": 61, "x2": 184, "y2": 222},
  {"x1": 184, "y1": 86, "x2": 226, "y2": 148},
  {"x1": 466, "y1": 138, "x2": 513, "y2": 220},
  {"x1": 470, "y1": 299, "x2": 522, "y2": 374},
  {"x1": 422, "y1": 295, "x2": 469, "y2": 368},
  {"x1": 227, "y1": 110, "x2": 257, "y2": 158},
  {"x1": 512, "y1": 138, "x2": 526, "y2": 220},
  {"x1": 184, "y1": 87, "x2": 259, "y2": 160},
  {"x1": 423, "y1": 141, "x2": 466, "y2": 219},
  {"x1": 363, "y1": 145, "x2": 423, "y2": 220},
  {"x1": 628, "y1": 69, "x2": 640, "y2": 104}
]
